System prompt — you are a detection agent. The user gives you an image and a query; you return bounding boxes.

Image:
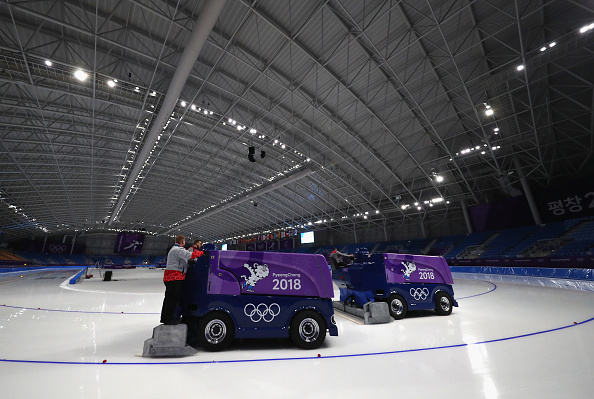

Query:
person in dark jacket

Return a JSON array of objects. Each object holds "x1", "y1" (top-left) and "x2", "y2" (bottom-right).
[
  {"x1": 190, "y1": 239, "x2": 204, "y2": 259},
  {"x1": 330, "y1": 247, "x2": 354, "y2": 269}
]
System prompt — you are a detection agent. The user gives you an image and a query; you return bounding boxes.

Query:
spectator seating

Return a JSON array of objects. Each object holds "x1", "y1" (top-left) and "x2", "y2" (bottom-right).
[
  {"x1": 480, "y1": 225, "x2": 538, "y2": 258},
  {"x1": 444, "y1": 231, "x2": 493, "y2": 258},
  {"x1": 503, "y1": 219, "x2": 581, "y2": 257},
  {"x1": 427, "y1": 235, "x2": 464, "y2": 256},
  {"x1": 6, "y1": 216, "x2": 594, "y2": 267},
  {"x1": 552, "y1": 218, "x2": 594, "y2": 256}
]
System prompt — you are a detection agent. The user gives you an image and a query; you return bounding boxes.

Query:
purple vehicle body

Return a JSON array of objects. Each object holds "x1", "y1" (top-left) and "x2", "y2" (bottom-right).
[
  {"x1": 333, "y1": 250, "x2": 458, "y2": 319},
  {"x1": 383, "y1": 253, "x2": 454, "y2": 285},
  {"x1": 181, "y1": 250, "x2": 338, "y2": 351},
  {"x1": 207, "y1": 251, "x2": 334, "y2": 298}
]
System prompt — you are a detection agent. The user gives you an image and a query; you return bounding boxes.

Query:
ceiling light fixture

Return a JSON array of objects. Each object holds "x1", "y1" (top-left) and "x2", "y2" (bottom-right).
[
  {"x1": 74, "y1": 69, "x2": 88, "y2": 81},
  {"x1": 579, "y1": 23, "x2": 594, "y2": 33}
]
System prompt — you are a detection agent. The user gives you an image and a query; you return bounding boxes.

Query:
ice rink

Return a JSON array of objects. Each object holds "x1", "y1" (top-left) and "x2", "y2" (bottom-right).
[{"x1": 1, "y1": 267, "x2": 594, "y2": 398}]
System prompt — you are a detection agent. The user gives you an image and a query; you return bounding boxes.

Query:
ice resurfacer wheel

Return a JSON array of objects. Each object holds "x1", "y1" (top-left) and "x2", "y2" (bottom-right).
[
  {"x1": 435, "y1": 291, "x2": 453, "y2": 315},
  {"x1": 387, "y1": 294, "x2": 407, "y2": 320},
  {"x1": 290, "y1": 310, "x2": 326, "y2": 349},
  {"x1": 199, "y1": 311, "x2": 235, "y2": 351}
]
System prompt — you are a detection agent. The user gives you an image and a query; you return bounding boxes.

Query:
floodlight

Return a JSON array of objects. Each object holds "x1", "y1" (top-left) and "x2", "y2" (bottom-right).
[{"x1": 74, "y1": 69, "x2": 88, "y2": 81}]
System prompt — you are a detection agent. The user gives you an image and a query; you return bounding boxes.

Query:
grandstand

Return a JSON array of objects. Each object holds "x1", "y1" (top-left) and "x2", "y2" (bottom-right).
[{"x1": 5, "y1": 217, "x2": 593, "y2": 268}]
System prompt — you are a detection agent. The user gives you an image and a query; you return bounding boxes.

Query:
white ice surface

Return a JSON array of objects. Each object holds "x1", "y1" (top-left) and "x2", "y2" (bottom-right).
[{"x1": 1, "y1": 268, "x2": 594, "y2": 398}]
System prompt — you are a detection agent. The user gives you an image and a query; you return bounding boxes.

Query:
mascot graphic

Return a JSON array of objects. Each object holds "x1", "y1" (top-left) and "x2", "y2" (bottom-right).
[
  {"x1": 401, "y1": 261, "x2": 416, "y2": 280},
  {"x1": 241, "y1": 263, "x2": 270, "y2": 291}
]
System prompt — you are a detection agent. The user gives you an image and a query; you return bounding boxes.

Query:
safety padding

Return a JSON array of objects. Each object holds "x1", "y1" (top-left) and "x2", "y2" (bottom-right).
[
  {"x1": 450, "y1": 266, "x2": 594, "y2": 280},
  {"x1": 142, "y1": 324, "x2": 197, "y2": 358},
  {"x1": 69, "y1": 268, "x2": 87, "y2": 284}
]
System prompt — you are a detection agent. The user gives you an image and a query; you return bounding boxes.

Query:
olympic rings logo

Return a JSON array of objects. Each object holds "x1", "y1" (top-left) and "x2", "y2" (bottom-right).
[
  {"x1": 244, "y1": 303, "x2": 281, "y2": 323},
  {"x1": 410, "y1": 287, "x2": 429, "y2": 301},
  {"x1": 49, "y1": 244, "x2": 67, "y2": 253}
]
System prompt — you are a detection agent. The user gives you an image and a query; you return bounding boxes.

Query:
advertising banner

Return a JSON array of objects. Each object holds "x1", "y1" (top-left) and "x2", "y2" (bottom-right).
[
  {"x1": 38, "y1": 238, "x2": 86, "y2": 255},
  {"x1": 468, "y1": 196, "x2": 532, "y2": 232},
  {"x1": 114, "y1": 232, "x2": 145, "y2": 254},
  {"x1": 468, "y1": 176, "x2": 594, "y2": 231},
  {"x1": 535, "y1": 177, "x2": 594, "y2": 223},
  {"x1": 280, "y1": 239, "x2": 294, "y2": 250}
]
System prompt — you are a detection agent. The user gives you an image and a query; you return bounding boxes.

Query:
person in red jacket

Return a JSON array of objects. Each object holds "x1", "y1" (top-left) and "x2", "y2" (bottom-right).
[{"x1": 160, "y1": 236, "x2": 203, "y2": 325}]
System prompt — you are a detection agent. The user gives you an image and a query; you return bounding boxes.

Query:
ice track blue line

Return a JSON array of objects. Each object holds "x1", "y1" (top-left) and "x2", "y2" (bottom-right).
[
  {"x1": 2, "y1": 315, "x2": 592, "y2": 366},
  {"x1": 456, "y1": 280, "x2": 497, "y2": 299},
  {"x1": 1, "y1": 304, "x2": 158, "y2": 315}
]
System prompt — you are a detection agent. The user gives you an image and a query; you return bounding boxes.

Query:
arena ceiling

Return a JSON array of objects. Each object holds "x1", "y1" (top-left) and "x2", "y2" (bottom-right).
[{"x1": 0, "y1": 0, "x2": 593, "y2": 243}]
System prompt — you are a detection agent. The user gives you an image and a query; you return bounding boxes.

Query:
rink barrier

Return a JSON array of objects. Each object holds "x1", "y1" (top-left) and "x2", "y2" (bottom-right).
[
  {"x1": 0, "y1": 265, "x2": 160, "y2": 285},
  {"x1": 68, "y1": 267, "x2": 88, "y2": 284},
  {"x1": 447, "y1": 256, "x2": 594, "y2": 268},
  {"x1": 0, "y1": 267, "x2": 39, "y2": 274},
  {"x1": 451, "y1": 266, "x2": 594, "y2": 292},
  {"x1": 0, "y1": 266, "x2": 83, "y2": 275},
  {"x1": 450, "y1": 266, "x2": 594, "y2": 280},
  {"x1": 0, "y1": 266, "x2": 87, "y2": 284}
]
